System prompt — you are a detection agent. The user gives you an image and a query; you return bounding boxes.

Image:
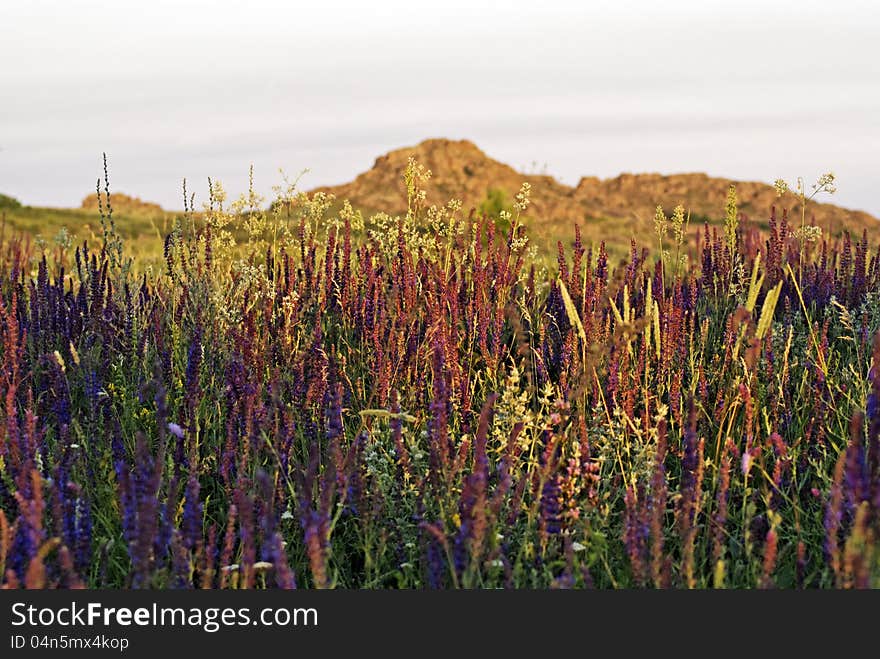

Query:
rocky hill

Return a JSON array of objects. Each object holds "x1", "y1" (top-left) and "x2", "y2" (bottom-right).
[{"x1": 313, "y1": 138, "x2": 878, "y2": 249}]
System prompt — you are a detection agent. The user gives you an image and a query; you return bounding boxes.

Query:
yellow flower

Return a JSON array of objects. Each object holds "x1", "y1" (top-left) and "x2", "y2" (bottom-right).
[
  {"x1": 52, "y1": 350, "x2": 65, "y2": 373},
  {"x1": 773, "y1": 178, "x2": 788, "y2": 197}
]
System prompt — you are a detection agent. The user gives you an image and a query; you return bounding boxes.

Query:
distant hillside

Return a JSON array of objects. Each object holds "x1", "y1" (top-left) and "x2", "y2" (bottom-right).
[
  {"x1": 80, "y1": 192, "x2": 165, "y2": 216},
  {"x1": 0, "y1": 194, "x2": 174, "y2": 270},
  {"x1": 313, "y1": 139, "x2": 879, "y2": 253}
]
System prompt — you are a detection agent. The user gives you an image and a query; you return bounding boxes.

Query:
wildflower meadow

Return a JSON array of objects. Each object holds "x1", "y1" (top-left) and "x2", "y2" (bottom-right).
[{"x1": 1, "y1": 160, "x2": 878, "y2": 589}]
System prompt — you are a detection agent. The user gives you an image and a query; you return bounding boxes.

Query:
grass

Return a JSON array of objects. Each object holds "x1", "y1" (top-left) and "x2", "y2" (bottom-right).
[{"x1": 1, "y1": 204, "x2": 174, "y2": 271}]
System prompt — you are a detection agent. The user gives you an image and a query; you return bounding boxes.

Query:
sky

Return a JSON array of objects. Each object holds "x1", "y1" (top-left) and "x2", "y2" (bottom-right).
[{"x1": 2, "y1": 0, "x2": 879, "y2": 215}]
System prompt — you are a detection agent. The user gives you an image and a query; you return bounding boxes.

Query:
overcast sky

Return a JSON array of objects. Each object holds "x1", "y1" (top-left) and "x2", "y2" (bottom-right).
[{"x1": 2, "y1": 0, "x2": 879, "y2": 215}]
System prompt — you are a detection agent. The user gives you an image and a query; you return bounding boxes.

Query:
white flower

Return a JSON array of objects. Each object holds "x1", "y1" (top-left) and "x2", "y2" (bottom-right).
[
  {"x1": 794, "y1": 225, "x2": 822, "y2": 244},
  {"x1": 815, "y1": 172, "x2": 837, "y2": 194},
  {"x1": 514, "y1": 182, "x2": 532, "y2": 212}
]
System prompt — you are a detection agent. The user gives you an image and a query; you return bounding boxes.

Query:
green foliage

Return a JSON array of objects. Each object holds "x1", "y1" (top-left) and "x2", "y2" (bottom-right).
[
  {"x1": 478, "y1": 187, "x2": 515, "y2": 238},
  {"x1": 479, "y1": 187, "x2": 512, "y2": 219},
  {"x1": 0, "y1": 193, "x2": 22, "y2": 209}
]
